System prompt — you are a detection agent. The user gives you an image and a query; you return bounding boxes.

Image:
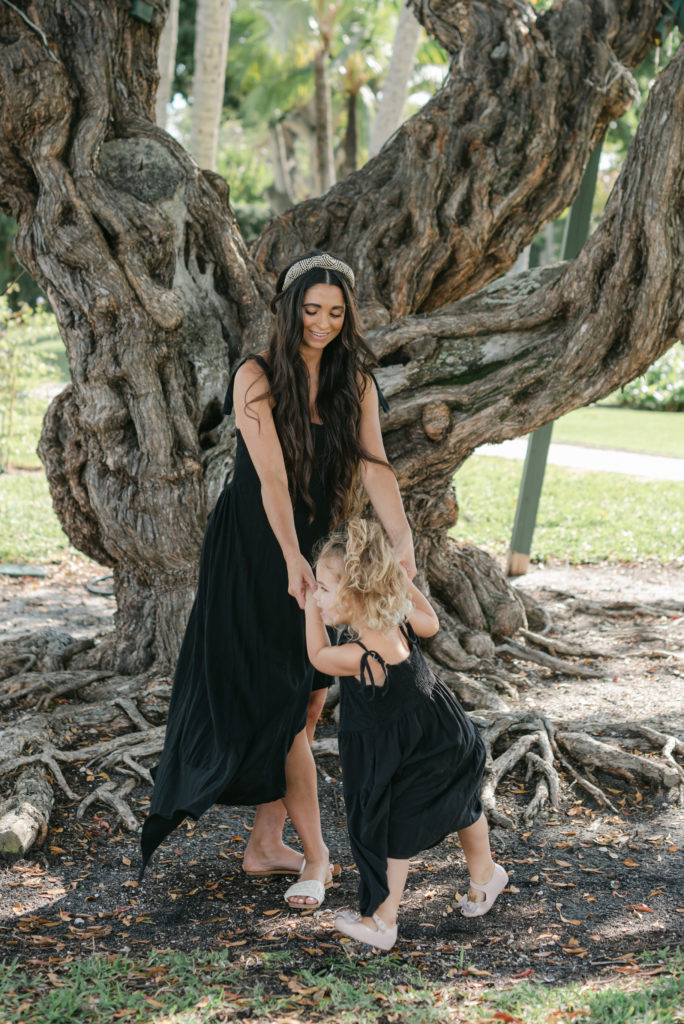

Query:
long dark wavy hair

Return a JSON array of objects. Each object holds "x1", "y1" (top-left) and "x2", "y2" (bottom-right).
[{"x1": 249, "y1": 250, "x2": 389, "y2": 527}]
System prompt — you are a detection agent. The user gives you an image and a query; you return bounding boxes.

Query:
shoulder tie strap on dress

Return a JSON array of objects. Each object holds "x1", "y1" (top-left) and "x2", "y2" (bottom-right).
[
  {"x1": 354, "y1": 640, "x2": 390, "y2": 699},
  {"x1": 370, "y1": 372, "x2": 390, "y2": 413},
  {"x1": 400, "y1": 620, "x2": 419, "y2": 645},
  {"x1": 222, "y1": 353, "x2": 271, "y2": 416}
]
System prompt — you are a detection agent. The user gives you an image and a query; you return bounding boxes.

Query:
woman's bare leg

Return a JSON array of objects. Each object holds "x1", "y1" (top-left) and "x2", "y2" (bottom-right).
[
  {"x1": 243, "y1": 690, "x2": 329, "y2": 872},
  {"x1": 242, "y1": 800, "x2": 304, "y2": 874},
  {"x1": 282, "y1": 728, "x2": 329, "y2": 904},
  {"x1": 458, "y1": 813, "x2": 495, "y2": 901},
  {"x1": 306, "y1": 688, "x2": 327, "y2": 744}
]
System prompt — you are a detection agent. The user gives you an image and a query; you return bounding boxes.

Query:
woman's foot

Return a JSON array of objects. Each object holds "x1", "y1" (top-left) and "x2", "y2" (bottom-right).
[
  {"x1": 334, "y1": 909, "x2": 398, "y2": 951},
  {"x1": 459, "y1": 862, "x2": 508, "y2": 917},
  {"x1": 284, "y1": 853, "x2": 331, "y2": 908},
  {"x1": 243, "y1": 841, "x2": 304, "y2": 876}
]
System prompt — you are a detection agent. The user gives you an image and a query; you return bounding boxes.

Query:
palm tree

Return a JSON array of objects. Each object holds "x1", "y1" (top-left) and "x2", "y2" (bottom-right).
[
  {"x1": 156, "y1": 0, "x2": 180, "y2": 128},
  {"x1": 189, "y1": 0, "x2": 232, "y2": 170},
  {"x1": 369, "y1": 1, "x2": 421, "y2": 156}
]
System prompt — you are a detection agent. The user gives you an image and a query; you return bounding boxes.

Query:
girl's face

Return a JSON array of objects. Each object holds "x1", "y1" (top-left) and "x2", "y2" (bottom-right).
[
  {"x1": 301, "y1": 284, "x2": 345, "y2": 355},
  {"x1": 314, "y1": 557, "x2": 348, "y2": 626}
]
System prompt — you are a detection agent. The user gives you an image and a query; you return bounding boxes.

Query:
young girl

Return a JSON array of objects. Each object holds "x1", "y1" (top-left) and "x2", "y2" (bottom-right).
[{"x1": 304, "y1": 519, "x2": 508, "y2": 949}]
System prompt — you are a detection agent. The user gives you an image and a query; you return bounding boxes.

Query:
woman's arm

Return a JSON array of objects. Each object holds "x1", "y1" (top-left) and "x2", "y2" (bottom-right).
[
  {"x1": 233, "y1": 360, "x2": 314, "y2": 608},
  {"x1": 406, "y1": 577, "x2": 440, "y2": 638},
  {"x1": 357, "y1": 375, "x2": 417, "y2": 578},
  {"x1": 304, "y1": 590, "x2": 364, "y2": 677}
]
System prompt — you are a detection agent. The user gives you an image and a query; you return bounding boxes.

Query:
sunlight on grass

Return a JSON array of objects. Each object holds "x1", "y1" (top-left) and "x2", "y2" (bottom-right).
[
  {"x1": 462, "y1": 947, "x2": 684, "y2": 1024},
  {"x1": 0, "y1": 949, "x2": 442, "y2": 1024},
  {"x1": 0, "y1": 472, "x2": 80, "y2": 563},
  {"x1": 454, "y1": 457, "x2": 684, "y2": 564},
  {"x1": 1, "y1": 948, "x2": 682, "y2": 1023},
  {"x1": 553, "y1": 405, "x2": 684, "y2": 459}
]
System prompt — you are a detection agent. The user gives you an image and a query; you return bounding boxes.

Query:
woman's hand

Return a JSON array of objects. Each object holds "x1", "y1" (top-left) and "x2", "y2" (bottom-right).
[
  {"x1": 393, "y1": 533, "x2": 417, "y2": 580},
  {"x1": 287, "y1": 553, "x2": 316, "y2": 610}
]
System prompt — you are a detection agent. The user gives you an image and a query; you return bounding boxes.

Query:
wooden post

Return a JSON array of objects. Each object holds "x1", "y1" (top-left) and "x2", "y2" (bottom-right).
[{"x1": 506, "y1": 143, "x2": 602, "y2": 576}]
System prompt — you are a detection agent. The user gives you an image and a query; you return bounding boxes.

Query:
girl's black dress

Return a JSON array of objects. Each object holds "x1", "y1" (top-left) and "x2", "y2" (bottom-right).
[
  {"x1": 338, "y1": 624, "x2": 486, "y2": 916},
  {"x1": 140, "y1": 355, "x2": 332, "y2": 874}
]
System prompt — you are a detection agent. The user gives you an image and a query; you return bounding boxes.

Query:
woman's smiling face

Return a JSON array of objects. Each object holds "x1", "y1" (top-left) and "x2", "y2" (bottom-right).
[{"x1": 300, "y1": 284, "x2": 345, "y2": 354}]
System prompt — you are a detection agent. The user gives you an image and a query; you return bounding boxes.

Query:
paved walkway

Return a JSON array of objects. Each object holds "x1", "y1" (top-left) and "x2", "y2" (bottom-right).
[{"x1": 474, "y1": 439, "x2": 684, "y2": 481}]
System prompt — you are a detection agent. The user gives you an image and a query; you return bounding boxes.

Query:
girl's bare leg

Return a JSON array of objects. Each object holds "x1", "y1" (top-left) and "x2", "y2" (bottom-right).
[
  {"x1": 361, "y1": 857, "x2": 410, "y2": 929},
  {"x1": 282, "y1": 728, "x2": 329, "y2": 904},
  {"x1": 458, "y1": 812, "x2": 495, "y2": 901}
]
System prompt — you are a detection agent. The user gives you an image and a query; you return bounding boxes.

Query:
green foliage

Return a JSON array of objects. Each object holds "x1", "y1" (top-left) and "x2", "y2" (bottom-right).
[
  {"x1": 0, "y1": 290, "x2": 62, "y2": 471},
  {"x1": 0, "y1": 213, "x2": 46, "y2": 310},
  {"x1": 611, "y1": 343, "x2": 684, "y2": 412}
]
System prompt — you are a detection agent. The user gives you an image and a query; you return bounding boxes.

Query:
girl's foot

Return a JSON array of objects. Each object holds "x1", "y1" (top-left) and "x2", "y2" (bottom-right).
[
  {"x1": 334, "y1": 909, "x2": 398, "y2": 951},
  {"x1": 459, "y1": 862, "x2": 508, "y2": 917}
]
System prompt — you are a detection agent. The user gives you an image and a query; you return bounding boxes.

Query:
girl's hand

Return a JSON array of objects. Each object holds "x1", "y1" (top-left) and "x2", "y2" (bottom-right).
[
  {"x1": 287, "y1": 553, "x2": 316, "y2": 610},
  {"x1": 393, "y1": 534, "x2": 417, "y2": 580}
]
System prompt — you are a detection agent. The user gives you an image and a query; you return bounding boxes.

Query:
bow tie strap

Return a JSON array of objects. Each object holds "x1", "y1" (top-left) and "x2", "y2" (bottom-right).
[{"x1": 359, "y1": 649, "x2": 390, "y2": 699}]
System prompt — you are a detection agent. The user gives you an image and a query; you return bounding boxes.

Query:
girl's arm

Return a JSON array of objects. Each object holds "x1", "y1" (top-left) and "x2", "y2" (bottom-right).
[
  {"x1": 405, "y1": 577, "x2": 440, "y2": 638},
  {"x1": 304, "y1": 590, "x2": 366, "y2": 677},
  {"x1": 233, "y1": 360, "x2": 314, "y2": 608},
  {"x1": 357, "y1": 375, "x2": 417, "y2": 578}
]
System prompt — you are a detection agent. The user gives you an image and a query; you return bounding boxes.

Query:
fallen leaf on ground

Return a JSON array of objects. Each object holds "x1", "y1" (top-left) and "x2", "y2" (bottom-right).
[{"x1": 555, "y1": 903, "x2": 581, "y2": 925}]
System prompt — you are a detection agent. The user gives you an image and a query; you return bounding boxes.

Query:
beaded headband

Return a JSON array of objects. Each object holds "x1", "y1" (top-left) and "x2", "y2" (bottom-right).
[{"x1": 282, "y1": 253, "x2": 355, "y2": 292}]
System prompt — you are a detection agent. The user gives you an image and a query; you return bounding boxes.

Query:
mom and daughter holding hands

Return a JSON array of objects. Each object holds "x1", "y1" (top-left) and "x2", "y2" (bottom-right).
[{"x1": 140, "y1": 251, "x2": 508, "y2": 951}]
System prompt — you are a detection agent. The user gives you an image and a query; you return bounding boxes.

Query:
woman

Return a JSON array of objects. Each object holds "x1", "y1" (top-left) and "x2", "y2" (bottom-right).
[{"x1": 140, "y1": 250, "x2": 415, "y2": 907}]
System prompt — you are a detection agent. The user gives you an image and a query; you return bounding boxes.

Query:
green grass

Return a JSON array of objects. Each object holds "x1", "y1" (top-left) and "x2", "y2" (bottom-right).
[
  {"x1": 454, "y1": 456, "x2": 684, "y2": 564},
  {"x1": 0, "y1": 472, "x2": 81, "y2": 563},
  {"x1": 553, "y1": 404, "x2": 684, "y2": 458},
  {"x1": 1, "y1": 947, "x2": 681, "y2": 1023},
  {"x1": 462, "y1": 947, "x2": 684, "y2": 1024},
  {"x1": 0, "y1": 949, "x2": 442, "y2": 1024}
]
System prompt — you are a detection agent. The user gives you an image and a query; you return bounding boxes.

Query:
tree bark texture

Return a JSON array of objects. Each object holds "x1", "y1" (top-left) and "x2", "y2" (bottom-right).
[{"x1": 0, "y1": 1, "x2": 682, "y2": 678}]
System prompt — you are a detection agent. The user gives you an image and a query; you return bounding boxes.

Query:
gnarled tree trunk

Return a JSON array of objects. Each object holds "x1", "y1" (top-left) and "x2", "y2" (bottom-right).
[{"x1": 0, "y1": 1, "x2": 683, "y2": 847}]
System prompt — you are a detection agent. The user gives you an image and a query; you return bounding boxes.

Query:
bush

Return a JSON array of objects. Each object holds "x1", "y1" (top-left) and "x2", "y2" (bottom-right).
[{"x1": 613, "y1": 342, "x2": 684, "y2": 411}]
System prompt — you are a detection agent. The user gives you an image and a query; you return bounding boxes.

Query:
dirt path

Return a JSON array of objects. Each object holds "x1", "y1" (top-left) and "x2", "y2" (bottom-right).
[{"x1": 1, "y1": 558, "x2": 683, "y2": 995}]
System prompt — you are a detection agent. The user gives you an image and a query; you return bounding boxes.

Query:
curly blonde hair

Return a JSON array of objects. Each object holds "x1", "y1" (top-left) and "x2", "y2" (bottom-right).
[{"x1": 315, "y1": 518, "x2": 413, "y2": 633}]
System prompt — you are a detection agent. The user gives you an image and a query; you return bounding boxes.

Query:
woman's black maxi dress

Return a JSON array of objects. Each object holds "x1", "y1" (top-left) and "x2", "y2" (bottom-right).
[
  {"x1": 140, "y1": 355, "x2": 331, "y2": 875},
  {"x1": 140, "y1": 356, "x2": 389, "y2": 875},
  {"x1": 338, "y1": 624, "x2": 486, "y2": 916}
]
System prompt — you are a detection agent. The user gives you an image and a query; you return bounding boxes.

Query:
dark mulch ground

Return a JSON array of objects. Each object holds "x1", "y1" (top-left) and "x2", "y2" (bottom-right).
[
  {"x1": 2, "y1": 730, "x2": 682, "y2": 990},
  {"x1": 1, "y1": 560, "x2": 683, "y2": 994}
]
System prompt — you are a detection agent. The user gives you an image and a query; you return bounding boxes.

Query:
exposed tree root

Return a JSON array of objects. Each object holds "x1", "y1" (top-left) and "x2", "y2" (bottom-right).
[
  {"x1": 2, "y1": 547, "x2": 683, "y2": 856},
  {"x1": 544, "y1": 595, "x2": 684, "y2": 619},
  {"x1": 495, "y1": 639, "x2": 605, "y2": 678},
  {"x1": 77, "y1": 778, "x2": 138, "y2": 831},
  {"x1": 0, "y1": 670, "x2": 168, "y2": 853},
  {"x1": 0, "y1": 767, "x2": 54, "y2": 857},
  {"x1": 518, "y1": 628, "x2": 615, "y2": 661}
]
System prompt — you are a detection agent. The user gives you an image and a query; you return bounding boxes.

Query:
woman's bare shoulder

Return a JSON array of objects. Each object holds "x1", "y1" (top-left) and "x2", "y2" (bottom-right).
[{"x1": 233, "y1": 355, "x2": 269, "y2": 393}]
